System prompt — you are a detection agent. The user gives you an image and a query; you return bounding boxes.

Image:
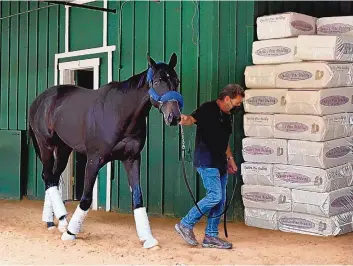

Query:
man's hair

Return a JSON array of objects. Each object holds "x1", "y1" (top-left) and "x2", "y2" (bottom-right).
[{"x1": 218, "y1": 84, "x2": 245, "y2": 100}]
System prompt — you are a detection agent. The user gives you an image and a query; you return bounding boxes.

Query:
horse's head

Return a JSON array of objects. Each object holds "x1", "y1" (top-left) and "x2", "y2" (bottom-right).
[{"x1": 147, "y1": 53, "x2": 182, "y2": 126}]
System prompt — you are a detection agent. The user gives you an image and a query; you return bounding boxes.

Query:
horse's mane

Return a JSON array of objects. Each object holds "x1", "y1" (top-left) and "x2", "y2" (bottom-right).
[
  {"x1": 103, "y1": 70, "x2": 147, "y2": 95},
  {"x1": 106, "y1": 63, "x2": 169, "y2": 94}
]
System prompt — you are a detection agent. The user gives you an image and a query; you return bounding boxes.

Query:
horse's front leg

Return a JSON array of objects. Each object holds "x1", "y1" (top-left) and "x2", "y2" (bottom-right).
[
  {"x1": 61, "y1": 155, "x2": 101, "y2": 241},
  {"x1": 123, "y1": 155, "x2": 159, "y2": 249}
]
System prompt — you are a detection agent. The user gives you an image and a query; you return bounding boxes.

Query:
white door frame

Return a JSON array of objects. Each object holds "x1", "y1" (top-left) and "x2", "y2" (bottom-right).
[{"x1": 58, "y1": 58, "x2": 100, "y2": 210}]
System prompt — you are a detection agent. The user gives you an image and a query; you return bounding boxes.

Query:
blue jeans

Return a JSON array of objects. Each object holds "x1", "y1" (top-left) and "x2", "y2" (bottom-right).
[{"x1": 181, "y1": 167, "x2": 228, "y2": 237}]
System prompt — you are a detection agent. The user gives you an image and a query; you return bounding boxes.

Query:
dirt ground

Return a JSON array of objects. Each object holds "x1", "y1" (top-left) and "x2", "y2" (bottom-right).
[{"x1": 0, "y1": 199, "x2": 352, "y2": 265}]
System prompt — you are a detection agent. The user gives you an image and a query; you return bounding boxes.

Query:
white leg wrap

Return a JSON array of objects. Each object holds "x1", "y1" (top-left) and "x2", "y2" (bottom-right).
[
  {"x1": 58, "y1": 217, "x2": 68, "y2": 233},
  {"x1": 67, "y1": 205, "x2": 88, "y2": 235},
  {"x1": 47, "y1": 186, "x2": 68, "y2": 219},
  {"x1": 42, "y1": 191, "x2": 54, "y2": 223},
  {"x1": 134, "y1": 207, "x2": 159, "y2": 249}
]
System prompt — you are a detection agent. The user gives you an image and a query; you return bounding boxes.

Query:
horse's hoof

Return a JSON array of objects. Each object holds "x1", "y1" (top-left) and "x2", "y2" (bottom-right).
[
  {"x1": 58, "y1": 218, "x2": 68, "y2": 233},
  {"x1": 149, "y1": 245, "x2": 161, "y2": 251},
  {"x1": 47, "y1": 225, "x2": 56, "y2": 231},
  {"x1": 143, "y1": 237, "x2": 159, "y2": 249},
  {"x1": 61, "y1": 231, "x2": 76, "y2": 241},
  {"x1": 47, "y1": 222, "x2": 56, "y2": 231}
]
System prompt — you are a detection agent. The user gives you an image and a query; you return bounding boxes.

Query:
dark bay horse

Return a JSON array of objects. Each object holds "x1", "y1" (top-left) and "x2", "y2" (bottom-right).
[{"x1": 28, "y1": 53, "x2": 182, "y2": 249}]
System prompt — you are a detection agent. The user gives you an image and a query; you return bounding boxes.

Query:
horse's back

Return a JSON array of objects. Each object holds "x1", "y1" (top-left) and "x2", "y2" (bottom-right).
[{"x1": 29, "y1": 85, "x2": 98, "y2": 142}]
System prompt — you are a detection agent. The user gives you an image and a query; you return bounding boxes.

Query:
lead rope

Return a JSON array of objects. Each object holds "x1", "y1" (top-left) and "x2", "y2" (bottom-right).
[{"x1": 179, "y1": 124, "x2": 238, "y2": 238}]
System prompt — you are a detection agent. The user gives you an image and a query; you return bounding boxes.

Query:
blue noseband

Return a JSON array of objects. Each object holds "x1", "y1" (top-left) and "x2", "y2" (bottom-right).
[{"x1": 147, "y1": 62, "x2": 184, "y2": 111}]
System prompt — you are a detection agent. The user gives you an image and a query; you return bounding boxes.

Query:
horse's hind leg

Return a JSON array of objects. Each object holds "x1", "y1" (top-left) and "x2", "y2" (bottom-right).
[
  {"x1": 38, "y1": 145, "x2": 57, "y2": 230},
  {"x1": 124, "y1": 154, "x2": 158, "y2": 249},
  {"x1": 51, "y1": 143, "x2": 73, "y2": 232},
  {"x1": 39, "y1": 143, "x2": 69, "y2": 232},
  {"x1": 62, "y1": 155, "x2": 102, "y2": 241}
]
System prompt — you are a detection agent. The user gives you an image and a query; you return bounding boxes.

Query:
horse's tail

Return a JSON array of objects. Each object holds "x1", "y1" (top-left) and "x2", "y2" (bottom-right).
[{"x1": 28, "y1": 122, "x2": 41, "y2": 161}]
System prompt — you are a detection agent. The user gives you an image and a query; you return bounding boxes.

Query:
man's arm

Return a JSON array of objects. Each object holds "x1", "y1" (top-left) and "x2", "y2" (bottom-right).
[
  {"x1": 179, "y1": 114, "x2": 196, "y2": 126},
  {"x1": 226, "y1": 143, "x2": 237, "y2": 174},
  {"x1": 226, "y1": 143, "x2": 233, "y2": 160}
]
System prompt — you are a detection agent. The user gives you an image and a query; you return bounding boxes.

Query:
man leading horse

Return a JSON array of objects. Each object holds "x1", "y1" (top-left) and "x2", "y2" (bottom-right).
[{"x1": 175, "y1": 84, "x2": 245, "y2": 249}]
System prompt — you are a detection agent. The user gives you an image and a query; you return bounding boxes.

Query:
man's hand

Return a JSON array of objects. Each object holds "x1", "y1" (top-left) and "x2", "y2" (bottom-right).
[
  {"x1": 179, "y1": 114, "x2": 196, "y2": 126},
  {"x1": 227, "y1": 158, "x2": 238, "y2": 174}
]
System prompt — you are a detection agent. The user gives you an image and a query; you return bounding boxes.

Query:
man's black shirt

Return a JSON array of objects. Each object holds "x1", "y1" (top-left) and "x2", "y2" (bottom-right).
[{"x1": 191, "y1": 100, "x2": 232, "y2": 172}]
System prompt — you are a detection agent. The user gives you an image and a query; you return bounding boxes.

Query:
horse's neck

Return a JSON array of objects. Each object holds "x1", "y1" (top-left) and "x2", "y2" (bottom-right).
[
  {"x1": 122, "y1": 90, "x2": 152, "y2": 135},
  {"x1": 106, "y1": 83, "x2": 151, "y2": 125},
  {"x1": 132, "y1": 92, "x2": 152, "y2": 119}
]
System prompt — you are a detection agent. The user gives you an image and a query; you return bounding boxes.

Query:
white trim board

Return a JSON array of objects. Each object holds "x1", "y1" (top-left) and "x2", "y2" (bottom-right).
[
  {"x1": 65, "y1": 6, "x2": 69, "y2": 52},
  {"x1": 59, "y1": 58, "x2": 100, "y2": 71}
]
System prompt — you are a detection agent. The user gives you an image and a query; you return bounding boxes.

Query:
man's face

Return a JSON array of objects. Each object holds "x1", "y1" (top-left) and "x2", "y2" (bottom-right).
[{"x1": 224, "y1": 95, "x2": 243, "y2": 114}]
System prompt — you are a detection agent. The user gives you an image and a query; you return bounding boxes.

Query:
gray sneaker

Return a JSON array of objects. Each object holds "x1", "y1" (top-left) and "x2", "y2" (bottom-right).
[
  {"x1": 202, "y1": 235, "x2": 233, "y2": 249},
  {"x1": 174, "y1": 223, "x2": 199, "y2": 246}
]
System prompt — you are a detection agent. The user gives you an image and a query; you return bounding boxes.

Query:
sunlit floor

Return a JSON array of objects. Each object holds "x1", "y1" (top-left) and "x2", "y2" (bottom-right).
[{"x1": 0, "y1": 199, "x2": 352, "y2": 265}]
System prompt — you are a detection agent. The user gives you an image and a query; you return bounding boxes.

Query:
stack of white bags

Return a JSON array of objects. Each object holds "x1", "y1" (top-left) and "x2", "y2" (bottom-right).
[{"x1": 242, "y1": 12, "x2": 353, "y2": 237}]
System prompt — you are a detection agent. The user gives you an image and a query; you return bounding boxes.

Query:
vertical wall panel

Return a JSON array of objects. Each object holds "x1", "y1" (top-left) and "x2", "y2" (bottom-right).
[
  {"x1": 233, "y1": 0, "x2": 256, "y2": 220},
  {"x1": 175, "y1": 0, "x2": 199, "y2": 217},
  {"x1": 1, "y1": 3, "x2": 10, "y2": 129},
  {"x1": 48, "y1": 5, "x2": 59, "y2": 88},
  {"x1": 58, "y1": 6, "x2": 65, "y2": 54},
  {"x1": 108, "y1": 0, "x2": 120, "y2": 211},
  {"x1": 9, "y1": 1, "x2": 19, "y2": 130},
  {"x1": 26, "y1": 1, "x2": 39, "y2": 198},
  {"x1": 97, "y1": 56, "x2": 108, "y2": 209},
  {"x1": 163, "y1": 0, "x2": 181, "y2": 216},
  {"x1": 134, "y1": 1, "x2": 149, "y2": 212},
  {"x1": 18, "y1": 1, "x2": 29, "y2": 131},
  {"x1": 226, "y1": 0, "x2": 237, "y2": 221},
  {"x1": 148, "y1": 1, "x2": 164, "y2": 215},
  {"x1": 118, "y1": 1, "x2": 134, "y2": 213},
  {"x1": 35, "y1": 3, "x2": 49, "y2": 200}
]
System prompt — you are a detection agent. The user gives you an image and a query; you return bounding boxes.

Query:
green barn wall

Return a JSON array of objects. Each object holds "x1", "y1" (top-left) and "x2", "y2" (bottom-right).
[
  {"x1": 0, "y1": 1, "x2": 65, "y2": 199},
  {"x1": 0, "y1": 1, "x2": 256, "y2": 221}
]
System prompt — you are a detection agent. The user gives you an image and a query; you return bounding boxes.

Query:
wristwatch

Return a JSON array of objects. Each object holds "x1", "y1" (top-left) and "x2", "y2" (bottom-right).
[{"x1": 227, "y1": 156, "x2": 234, "y2": 161}]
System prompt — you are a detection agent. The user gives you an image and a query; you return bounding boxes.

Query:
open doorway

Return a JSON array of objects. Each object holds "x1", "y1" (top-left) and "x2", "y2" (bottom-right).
[
  {"x1": 73, "y1": 69, "x2": 94, "y2": 200},
  {"x1": 58, "y1": 57, "x2": 100, "y2": 209}
]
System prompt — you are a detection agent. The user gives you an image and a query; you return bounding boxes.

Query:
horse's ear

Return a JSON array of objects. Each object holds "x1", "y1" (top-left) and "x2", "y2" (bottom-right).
[
  {"x1": 168, "y1": 53, "x2": 177, "y2": 68},
  {"x1": 147, "y1": 53, "x2": 156, "y2": 69}
]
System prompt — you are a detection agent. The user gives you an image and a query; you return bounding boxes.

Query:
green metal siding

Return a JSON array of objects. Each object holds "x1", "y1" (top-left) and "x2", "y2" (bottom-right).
[
  {"x1": 0, "y1": 130, "x2": 25, "y2": 200},
  {"x1": 0, "y1": 1, "x2": 64, "y2": 199},
  {"x1": 0, "y1": 1, "x2": 256, "y2": 221},
  {"x1": 69, "y1": 1, "x2": 104, "y2": 51}
]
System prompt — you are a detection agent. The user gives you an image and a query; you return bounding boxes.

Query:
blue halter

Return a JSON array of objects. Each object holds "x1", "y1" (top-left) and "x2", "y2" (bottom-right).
[{"x1": 147, "y1": 62, "x2": 184, "y2": 111}]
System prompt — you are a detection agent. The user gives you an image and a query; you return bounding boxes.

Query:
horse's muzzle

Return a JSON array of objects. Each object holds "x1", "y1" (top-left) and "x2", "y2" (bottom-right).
[{"x1": 165, "y1": 112, "x2": 180, "y2": 126}]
